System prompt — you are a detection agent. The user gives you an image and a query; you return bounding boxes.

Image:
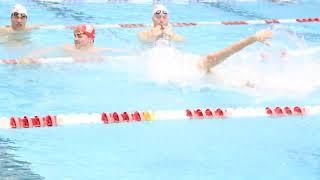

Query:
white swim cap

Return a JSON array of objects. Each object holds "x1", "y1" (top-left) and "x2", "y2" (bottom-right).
[
  {"x1": 11, "y1": 4, "x2": 28, "y2": 16},
  {"x1": 152, "y1": 4, "x2": 168, "y2": 15}
]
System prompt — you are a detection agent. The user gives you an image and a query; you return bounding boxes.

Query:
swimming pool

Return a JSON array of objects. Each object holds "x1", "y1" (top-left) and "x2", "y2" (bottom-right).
[{"x1": 1, "y1": 0, "x2": 320, "y2": 179}]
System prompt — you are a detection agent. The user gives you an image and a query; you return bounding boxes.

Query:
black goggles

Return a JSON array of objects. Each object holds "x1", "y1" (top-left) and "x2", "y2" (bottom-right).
[
  {"x1": 12, "y1": 12, "x2": 27, "y2": 18},
  {"x1": 154, "y1": 10, "x2": 168, "y2": 15}
]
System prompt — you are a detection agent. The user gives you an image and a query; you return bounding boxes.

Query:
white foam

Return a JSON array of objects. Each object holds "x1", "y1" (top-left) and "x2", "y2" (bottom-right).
[
  {"x1": 208, "y1": 28, "x2": 320, "y2": 97},
  {"x1": 137, "y1": 46, "x2": 204, "y2": 87}
]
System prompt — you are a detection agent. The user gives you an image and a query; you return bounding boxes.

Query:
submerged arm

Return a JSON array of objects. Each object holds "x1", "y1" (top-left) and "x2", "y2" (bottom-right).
[{"x1": 18, "y1": 45, "x2": 63, "y2": 64}]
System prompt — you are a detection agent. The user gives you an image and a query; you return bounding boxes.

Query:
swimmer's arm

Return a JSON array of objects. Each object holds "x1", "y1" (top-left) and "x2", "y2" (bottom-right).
[
  {"x1": 201, "y1": 36, "x2": 256, "y2": 69},
  {"x1": 17, "y1": 46, "x2": 62, "y2": 64},
  {"x1": 61, "y1": 44, "x2": 76, "y2": 52},
  {"x1": 199, "y1": 29, "x2": 272, "y2": 72},
  {"x1": 171, "y1": 32, "x2": 185, "y2": 42},
  {"x1": 138, "y1": 30, "x2": 157, "y2": 42},
  {"x1": 24, "y1": 46, "x2": 62, "y2": 59},
  {"x1": 164, "y1": 26, "x2": 185, "y2": 42}
]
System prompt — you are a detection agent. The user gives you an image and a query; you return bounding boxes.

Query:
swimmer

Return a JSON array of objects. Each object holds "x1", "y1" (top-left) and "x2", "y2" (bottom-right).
[
  {"x1": 139, "y1": 27, "x2": 272, "y2": 88},
  {"x1": 20, "y1": 24, "x2": 123, "y2": 63},
  {"x1": 0, "y1": 4, "x2": 45, "y2": 47},
  {"x1": 62, "y1": 24, "x2": 119, "y2": 54},
  {"x1": 138, "y1": 4, "x2": 184, "y2": 44},
  {"x1": 0, "y1": 4, "x2": 42, "y2": 32},
  {"x1": 138, "y1": 5, "x2": 272, "y2": 73}
]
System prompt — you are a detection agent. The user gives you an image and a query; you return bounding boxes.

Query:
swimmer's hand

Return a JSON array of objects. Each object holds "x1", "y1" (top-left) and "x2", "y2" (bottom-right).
[
  {"x1": 253, "y1": 29, "x2": 273, "y2": 46},
  {"x1": 151, "y1": 25, "x2": 165, "y2": 39},
  {"x1": 162, "y1": 26, "x2": 175, "y2": 38},
  {"x1": 162, "y1": 25, "x2": 184, "y2": 41}
]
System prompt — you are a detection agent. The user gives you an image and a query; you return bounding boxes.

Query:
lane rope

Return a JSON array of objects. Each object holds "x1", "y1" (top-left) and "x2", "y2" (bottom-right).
[
  {"x1": 3, "y1": 45, "x2": 320, "y2": 65},
  {"x1": 39, "y1": 17, "x2": 320, "y2": 29},
  {"x1": 1, "y1": 105, "x2": 318, "y2": 129},
  {"x1": 0, "y1": 56, "x2": 132, "y2": 64},
  {"x1": 0, "y1": 57, "x2": 75, "y2": 64}
]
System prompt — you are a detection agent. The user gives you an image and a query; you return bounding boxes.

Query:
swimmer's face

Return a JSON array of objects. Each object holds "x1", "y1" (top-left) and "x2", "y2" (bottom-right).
[
  {"x1": 73, "y1": 30, "x2": 93, "y2": 49},
  {"x1": 11, "y1": 12, "x2": 27, "y2": 30},
  {"x1": 152, "y1": 10, "x2": 169, "y2": 27}
]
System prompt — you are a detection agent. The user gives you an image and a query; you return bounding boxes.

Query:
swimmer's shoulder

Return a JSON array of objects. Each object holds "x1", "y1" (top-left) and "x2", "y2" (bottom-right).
[
  {"x1": 61, "y1": 44, "x2": 75, "y2": 52},
  {"x1": 0, "y1": 26, "x2": 12, "y2": 33}
]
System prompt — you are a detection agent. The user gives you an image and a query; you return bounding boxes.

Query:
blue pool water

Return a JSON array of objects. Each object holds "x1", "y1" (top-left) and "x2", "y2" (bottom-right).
[{"x1": 1, "y1": 0, "x2": 320, "y2": 179}]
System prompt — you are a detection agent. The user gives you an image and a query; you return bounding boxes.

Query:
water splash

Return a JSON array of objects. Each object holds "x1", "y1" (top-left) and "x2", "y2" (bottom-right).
[
  {"x1": 110, "y1": 28, "x2": 320, "y2": 97},
  {"x1": 207, "y1": 27, "x2": 320, "y2": 97}
]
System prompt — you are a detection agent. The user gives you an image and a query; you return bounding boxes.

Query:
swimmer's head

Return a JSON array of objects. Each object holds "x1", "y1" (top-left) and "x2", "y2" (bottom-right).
[
  {"x1": 11, "y1": 4, "x2": 28, "y2": 30},
  {"x1": 152, "y1": 5, "x2": 169, "y2": 27},
  {"x1": 73, "y1": 24, "x2": 95, "y2": 49}
]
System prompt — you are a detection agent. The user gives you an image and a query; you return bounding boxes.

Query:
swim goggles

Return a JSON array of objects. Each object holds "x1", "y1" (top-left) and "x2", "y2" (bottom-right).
[
  {"x1": 12, "y1": 12, "x2": 27, "y2": 18},
  {"x1": 154, "y1": 10, "x2": 168, "y2": 18}
]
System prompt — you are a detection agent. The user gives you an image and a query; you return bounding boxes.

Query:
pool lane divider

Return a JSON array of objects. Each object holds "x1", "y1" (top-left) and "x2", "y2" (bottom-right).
[
  {"x1": 1, "y1": 57, "x2": 78, "y2": 64},
  {"x1": 2, "y1": 46, "x2": 320, "y2": 65},
  {"x1": 39, "y1": 17, "x2": 320, "y2": 29},
  {"x1": 0, "y1": 105, "x2": 319, "y2": 129}
]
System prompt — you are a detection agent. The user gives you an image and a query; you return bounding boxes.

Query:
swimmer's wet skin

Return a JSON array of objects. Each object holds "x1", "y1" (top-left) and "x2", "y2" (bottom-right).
[
  {"x1": 199, "y1": 29, "x2": 273, "y2": 72},
  {"x1": 137, "y1": 5, "x2": 272, "y2": 73},
  {"x1": 138, "y1": 5, "x2": 184, "y2": 43}
]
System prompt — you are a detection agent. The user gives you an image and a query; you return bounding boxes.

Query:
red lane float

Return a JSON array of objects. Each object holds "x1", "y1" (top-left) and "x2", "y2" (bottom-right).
[
  {"x1": 10, "y1": 115, "x2": 57, "y2": 128},
  {"x1": 265, "y1": 106, "x2": 304, "y2": 116},
  {"x1": 186, "y1": 108, "x2": 225, "y2": 119}
]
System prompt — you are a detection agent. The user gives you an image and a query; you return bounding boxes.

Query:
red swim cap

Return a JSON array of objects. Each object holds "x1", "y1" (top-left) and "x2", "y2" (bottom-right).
[{"x1": 74, "y1": 24, "x2": 95, "y2": 39}]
